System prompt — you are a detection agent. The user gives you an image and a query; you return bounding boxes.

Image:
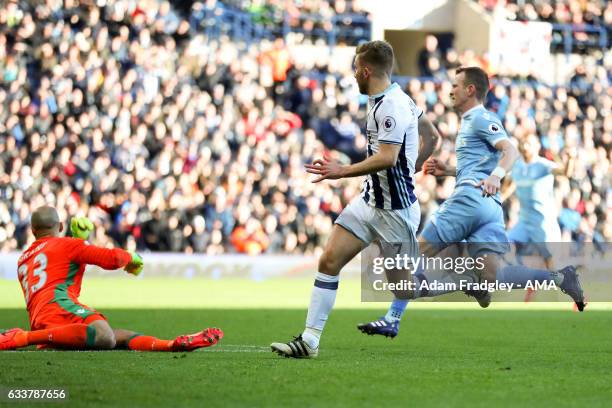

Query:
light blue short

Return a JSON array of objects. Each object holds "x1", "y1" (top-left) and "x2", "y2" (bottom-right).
[{"x1": 421, "y1": 185, "x2": 509, "y2": 257}]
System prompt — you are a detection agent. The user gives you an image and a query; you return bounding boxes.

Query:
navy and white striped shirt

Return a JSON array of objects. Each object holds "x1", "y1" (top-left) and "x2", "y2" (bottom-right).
[{"x1": 361, "y1": 83, "x2": 422, "y2": 210}]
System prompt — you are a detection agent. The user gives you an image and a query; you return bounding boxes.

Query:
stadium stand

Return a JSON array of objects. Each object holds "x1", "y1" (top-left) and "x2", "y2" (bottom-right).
[
  {"x1": 476, "y1": 0, "x2": 610, "y2": 53},
  {"x1": 0, "y1": 0, "x2": 609, "y2": 255},
  {"x1": 189, "y1": 0, "x2": 371, "y2": 46}
]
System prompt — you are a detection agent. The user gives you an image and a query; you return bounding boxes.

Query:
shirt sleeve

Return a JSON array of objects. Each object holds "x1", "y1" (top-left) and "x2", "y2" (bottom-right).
[
  {"x1": 475, "y1": 113, "x2": 508, "y2": 148},
  {"x1": 539, "y1": 158, "x2": 560, "y2": 174},
  {"x1": 376, "y1": 99, "x2": 415, "y2": 145},
  {"x1": 66, "y1": 238, "x2": 132, "y2": 270},
  {"x1": 409, "y1": 97, "x2": 423, "y2": 119}
]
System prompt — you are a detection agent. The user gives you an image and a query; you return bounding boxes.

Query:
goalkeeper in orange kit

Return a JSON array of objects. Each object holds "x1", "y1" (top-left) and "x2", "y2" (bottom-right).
[{"x1": 0, "y1": 206, "x2": 223, "y2": 351}]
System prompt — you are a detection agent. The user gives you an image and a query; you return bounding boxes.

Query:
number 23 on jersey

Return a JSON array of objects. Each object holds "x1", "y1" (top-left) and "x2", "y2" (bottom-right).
[{"x1": 17, "y1": 253, "x2": 48, "y2": 303}]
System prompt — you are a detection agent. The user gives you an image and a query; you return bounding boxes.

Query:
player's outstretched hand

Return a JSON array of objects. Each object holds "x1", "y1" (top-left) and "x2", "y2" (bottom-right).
[
  {"x1": 70, "y1": 217, "x2": 94, "y2": 240},
  {"x1": 125, "y1": 251, "x2": 144, "y2": 276},
  {"x1": 304, "y1": 156, "x2": 345, "y2": 183},
  {"x1": 477, "y1": 175, "x2": 501, "y2": 197},
  {"x1": 423, "y1": 158, "x2": 447, "y2": 176}
]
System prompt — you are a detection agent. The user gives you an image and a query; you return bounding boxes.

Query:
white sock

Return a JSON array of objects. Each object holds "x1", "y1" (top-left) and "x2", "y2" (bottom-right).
[
  {"x1": 303, "y1": 272, "x2": 339, "y2": 349},
  {"x1": 302, "y1": 328, "x2": 321, "y2": 349}
]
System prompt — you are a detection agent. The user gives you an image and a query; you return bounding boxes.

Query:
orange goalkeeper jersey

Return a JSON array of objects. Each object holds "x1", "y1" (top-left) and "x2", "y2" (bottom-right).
[{"x1": 17, "y1": 237, "x2": 132, "y2": 323}]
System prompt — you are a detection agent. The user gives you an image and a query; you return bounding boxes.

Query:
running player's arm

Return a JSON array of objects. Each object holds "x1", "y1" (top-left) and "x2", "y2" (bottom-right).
[
  {"x1": 478, "y1": 138, "x2": 519, "y2": 196},
  {"x1": 476, "y1": 117, "x2": 519, "y2": 196},
  {"x1": 550, "y1": 148, "x2": 576, "y2": 176},
  {"x1": 68, "y1": 239, "x2": 132, "y2": 270},
  {"x1": 341, "y1": 143, "x2": 401, "y2": 176},
  {"x1": 337, "y1": 99, "x2": 410, "y2": 177},
  {"x1": 493, "y1": 139, "x2": 519, "y2": 173},
  {"x1": 305, "y1": 144, "x2": 401, "y2": 181},
  {"x1": 415, "y1": 114, "x2": 440, "y2": 173},
  {"x1": 500, "y1": 139, "x2": 518, "y2": 201},
  {"x1": 423, "y1": 159, "x2": 455, "y2": 177},
  {"x1": 305, "y1": 100, "x2": 409, "y2": 181}
]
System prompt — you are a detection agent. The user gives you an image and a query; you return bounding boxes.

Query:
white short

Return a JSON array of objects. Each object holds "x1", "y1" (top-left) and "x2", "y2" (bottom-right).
[{"x1": 335, "y1": 196, "x2": 420, "y2": 245}]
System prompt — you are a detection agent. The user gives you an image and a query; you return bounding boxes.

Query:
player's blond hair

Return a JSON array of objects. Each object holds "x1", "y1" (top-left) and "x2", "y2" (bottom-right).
[{"x1": 355, "y1": 40, "x2": 394, "y2": 78}]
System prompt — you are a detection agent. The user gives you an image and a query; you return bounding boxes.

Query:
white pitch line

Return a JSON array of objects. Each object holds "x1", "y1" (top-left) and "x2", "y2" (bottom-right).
[
  {"x1": 218, "y1": 344, "x2": 268, "y2": 349},
  {"x1": 200, "y1": 348, "x2": 269, "y2": 353},
  {"x1": 201, "y1": 344, "x2": 270, "y2": 353}
]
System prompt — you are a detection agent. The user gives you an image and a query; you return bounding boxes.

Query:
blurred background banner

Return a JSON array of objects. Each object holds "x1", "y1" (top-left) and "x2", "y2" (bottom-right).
[
  {"x1": 0, "y1": 253, "x2": 361, "y2": 280},
  {"x1": 489, "y1": 21, "x2": 553, "y2": 78}
]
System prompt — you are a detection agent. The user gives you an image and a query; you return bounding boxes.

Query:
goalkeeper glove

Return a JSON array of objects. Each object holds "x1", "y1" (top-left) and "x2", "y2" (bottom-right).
[
  {"x1": 70, "y1": 217, "x2": 94, "y2": 240},
  {"x1": 125, "y1": 251, "x2": 143, "y2": 276}
]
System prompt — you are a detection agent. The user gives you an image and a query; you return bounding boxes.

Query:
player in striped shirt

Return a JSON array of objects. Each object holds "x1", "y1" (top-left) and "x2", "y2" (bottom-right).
[
  {"x1": 271, "y1": 40, "x2": 440, "y2": 358},
  {"x1": 0, "y1": 206, "x2": 222, "y2": 351}
]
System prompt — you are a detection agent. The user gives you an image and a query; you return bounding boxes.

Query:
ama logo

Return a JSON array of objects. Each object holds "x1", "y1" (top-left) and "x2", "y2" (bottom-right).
[{"x1": 383, "y1": 116, "x2": 396, "y2": 132}]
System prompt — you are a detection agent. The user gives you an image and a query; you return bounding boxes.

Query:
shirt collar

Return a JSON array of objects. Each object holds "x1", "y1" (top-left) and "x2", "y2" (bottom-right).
[
  {"x1": 461, "y1": 104, "x2": 484, "y2": 119},
  {"x1": 369, "y1": 82, "x2": 399, "y2": 100}
]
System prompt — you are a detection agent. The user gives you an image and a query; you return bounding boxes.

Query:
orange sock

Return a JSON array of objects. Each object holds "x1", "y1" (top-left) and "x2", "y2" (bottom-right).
[
  {"x1": 127, "y1": 335, "x2": 174, "y2": 352},
  {"x1": 15, "y1": 324, "x2": 96, "y2": 349}
]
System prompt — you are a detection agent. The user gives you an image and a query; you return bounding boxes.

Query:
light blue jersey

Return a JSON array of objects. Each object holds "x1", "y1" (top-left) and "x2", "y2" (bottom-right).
[
  {"x1": 508, "y1": 157, "x2": 561, "y2": 244},
  {"x1": 455, "y1": 105, "x2": 508, "y2": 201},
  {"x1": 422, "y1": 105, "x2": 509, "y2": 256},
  {"x1": 512, "y1": 158, "x2": 557, "y2": 226}
]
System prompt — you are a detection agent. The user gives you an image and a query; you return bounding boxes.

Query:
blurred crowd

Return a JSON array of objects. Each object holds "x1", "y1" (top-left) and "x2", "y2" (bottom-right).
[
  {"x1": 0, "y1": 0, "x2": 361, "y2": 255},
  {"x1": 0, "y1": 0, "x2": 610, "y2": 256},
  {"x1": 476, "y1": 0, "x2": 612, "y2": 52},
  {"x1": 190, "y1": 0, "x2": 371, "y2": 45},
  {"x1": 477, "y1": 0, "x2": 611, "y2": 26}
]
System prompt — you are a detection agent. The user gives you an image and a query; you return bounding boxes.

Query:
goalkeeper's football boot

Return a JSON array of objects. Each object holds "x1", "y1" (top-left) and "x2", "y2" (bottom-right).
[
  {"x1": 557, "y1": 265, "x2": 586, "y2": 312},
  {"x1": 271, "y1": 335, "x2": 318, "y2": 358},
  {"x1": 357, "y1": 317, "x2": 400, "y2": 338},
  {"x1": 0, "y1": 328, "x2": 25, "y2": 351},
  {"x1": 465, "y1": 288, "x2": 491, "y2": 308},
  {"x1": 171, "y1": 327, "x2": 224, "y2": 351}
]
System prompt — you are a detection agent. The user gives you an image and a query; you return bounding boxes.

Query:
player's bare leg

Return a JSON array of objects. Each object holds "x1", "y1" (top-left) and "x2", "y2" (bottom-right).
[
  {"x1": 417, "y1": 240, "x2": 495, "y2": 307},
  {"x1": 359, "y1": 239, "x2": 493, "y2": 337},
  {"x1": 320, "y1": 225, "x2": 368, "y2": 275},
  {"x1": 418, "y1": 237, "x2": 445, "y2": 258},
  {"x1": 271, "y1": 224, "x2": 365, "y2": 358},
  {"x1": 465, "y1": 252, "x2": 499, "y2": 308},
  {"x1": 379, "y1": 237, "x2": 445, "y2": 300},
  {"x1": 357, "y1": 243, "x2": 418, "y2": 338},
  {"x1": 358, "y1": 237, "x2": 458, "y2": 337},
  {"x1": 89, "y1": 320, "x2": 117, "y2": 349}
]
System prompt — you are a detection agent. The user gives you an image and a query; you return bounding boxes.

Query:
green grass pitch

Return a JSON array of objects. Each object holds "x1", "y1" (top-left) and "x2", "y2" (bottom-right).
[{"x1": 1, "y1": 279, "x2": 611, "y2": 407}]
